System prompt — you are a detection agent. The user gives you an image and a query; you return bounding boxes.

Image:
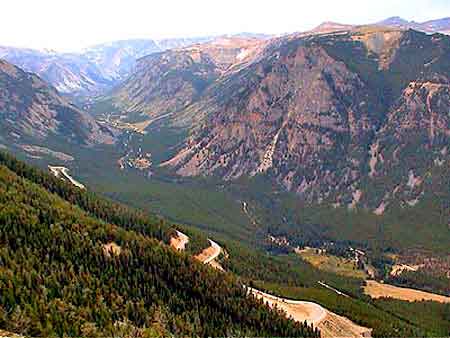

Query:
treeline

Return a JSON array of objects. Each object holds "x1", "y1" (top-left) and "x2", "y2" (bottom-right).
[
  {"x1": 0, "y1": 161, "x2": 319, "y2": 337},
  {"x1": 386, "y1": 270, "x2": 450, "y2": 297}
]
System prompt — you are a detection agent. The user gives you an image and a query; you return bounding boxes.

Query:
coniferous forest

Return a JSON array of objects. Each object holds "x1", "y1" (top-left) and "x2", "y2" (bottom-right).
[{"x1": 0, "y1": 152, "x2": 319, "y2": 337}]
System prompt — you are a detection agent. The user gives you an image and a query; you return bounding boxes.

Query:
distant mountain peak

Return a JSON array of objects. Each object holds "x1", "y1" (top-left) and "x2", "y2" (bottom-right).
[
  {"x1": 376, "y1": 16, "x2": 450, "y2": 34},
  {"x1": 311, "y1": 21, "x2": 354, "y2": 33},
  {"x1": 381, "y1": 16, "x2": 409, "y2": 23}
]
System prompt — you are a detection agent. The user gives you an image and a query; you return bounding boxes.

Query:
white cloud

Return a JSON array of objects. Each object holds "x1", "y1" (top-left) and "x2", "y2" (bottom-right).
[{"x1": 1, "y1": 0, "x2": 449, "y2": 51}]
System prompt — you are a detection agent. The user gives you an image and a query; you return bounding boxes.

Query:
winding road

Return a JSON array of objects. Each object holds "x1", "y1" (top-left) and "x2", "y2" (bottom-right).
[
  {"x1": 247, "y1": 287, "x2": 327, "y2": 325},
  {"x1": 248, "y1": 286, "x2": 371, "y2": 338},
  {"x1": 48, "y1": 166, "x2": 85, "y2": 189},
  {"x1": 202, "y1": 239, "x2": 221, "y2": 264},
  {"x1": 169, "y1": 232, "x2": 372, "y2": 337},
  {"x1": 170, "y1": 230, "x2": 190, "y2": 251}
]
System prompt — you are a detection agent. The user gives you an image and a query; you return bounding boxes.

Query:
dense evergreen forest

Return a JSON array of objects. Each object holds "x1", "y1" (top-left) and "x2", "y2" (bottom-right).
[
  {"x1": 1, "y1": 151, "x2": 449, "y2": 337},
  {"x1": 0, "y1": 152, "x2": 318, "y2": 337}
]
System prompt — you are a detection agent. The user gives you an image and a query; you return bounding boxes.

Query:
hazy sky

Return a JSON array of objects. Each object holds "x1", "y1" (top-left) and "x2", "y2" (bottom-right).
[{"x1": 1, "y1": 0, "x2": 449, "y2": 51}]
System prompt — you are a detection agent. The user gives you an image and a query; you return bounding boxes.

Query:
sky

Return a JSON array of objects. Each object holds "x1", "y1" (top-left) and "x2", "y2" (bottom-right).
[{"x1": 1, "y1": 0, "x2": 449, "y2": 51}]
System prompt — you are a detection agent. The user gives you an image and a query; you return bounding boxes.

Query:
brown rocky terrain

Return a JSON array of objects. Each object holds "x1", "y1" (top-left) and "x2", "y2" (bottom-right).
[
  {"x1": 109, "y1": 27, "x2": 450, "y2": 216},
  {"x1": 158, "y1": 28, "x2": 449, "y2": 208},
  {"x1": 164, "y1": 38, "x2": 374, "y2": 191}
]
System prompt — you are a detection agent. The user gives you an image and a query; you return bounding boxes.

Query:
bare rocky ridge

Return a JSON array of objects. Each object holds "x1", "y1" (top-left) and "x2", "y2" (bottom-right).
[{"x1": 0, "y1": 59, "x2": 115, "y2": 144}]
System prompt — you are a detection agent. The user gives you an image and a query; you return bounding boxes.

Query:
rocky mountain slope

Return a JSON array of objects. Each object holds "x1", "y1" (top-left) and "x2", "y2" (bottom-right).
[
  {"x1": 112, "y1": 37, "x2": 267, "y2": 119},
  {"x1": 0, "y1": 59, "x2": 115, "y2": 144},
  {"x1": 112, "y1": 27, "x2": 449, "y2": 213}
]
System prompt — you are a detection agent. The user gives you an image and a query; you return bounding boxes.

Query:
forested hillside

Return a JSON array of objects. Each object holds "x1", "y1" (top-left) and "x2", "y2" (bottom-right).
[
  {"x1": 3, "y1": 151, "x2": 450, "y2": 338},
  {"x1": 0, "y1": 151, "x2": 318, "y2": 337}
]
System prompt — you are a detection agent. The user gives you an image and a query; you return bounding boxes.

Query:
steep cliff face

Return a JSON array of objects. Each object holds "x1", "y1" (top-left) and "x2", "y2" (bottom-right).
[
  {"x1": 161, "y1": 28, "x2": 450, "y2": 207},
  {"x1": 362, "y1": 76, "x2": 450, "y2": 211},
  {"x1": 164, "y1": 40, "x2": 374, "y2": 195},
  {"x1": 0, "y1": 59, "x2": 115, "y2": 144}
]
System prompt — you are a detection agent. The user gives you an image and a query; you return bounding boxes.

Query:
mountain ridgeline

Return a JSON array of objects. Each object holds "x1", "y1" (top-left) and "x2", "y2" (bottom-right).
[
  {"x1": 0, "y1": 17, "x2": 448, "y2": 95},
  {"x1": 0, "y1": 35, "x2": 264, "y2": 95},
  {"x1": 377, "y1": 16, "x2": 450, "y2": 35},
  {"x1": 0, "y1": 59, "x2": 115, "y2": 145},
  {"x1": 0, "y1": 39, "x2": 198, "y2": 94}
]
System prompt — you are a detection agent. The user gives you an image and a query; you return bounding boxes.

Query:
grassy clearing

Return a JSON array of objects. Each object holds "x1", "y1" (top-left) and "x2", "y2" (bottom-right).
[{"x1": 298, "y1": 248, "x2": 368, "y2": 279}]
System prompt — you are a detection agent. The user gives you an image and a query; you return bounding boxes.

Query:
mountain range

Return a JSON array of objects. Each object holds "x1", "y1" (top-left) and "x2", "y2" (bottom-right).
[
  {"x1": 0, "y1": 34, "x2": 270, "y2": 95},
  {"x1": 1, "y1": 17, "x2": 447, "y2": 96},
  {"x1": 111, "y1": 26, "x2": 450, "y2": 216},
  {"x1": 307, "y1": 17, "x2": 450, "y2": 35},
  {"x1": 377, "y1": 16, "x2": 450, "y2": 34},
  {"x1": 1, "y1": 17, "x2": 448, "y2": 215},
  {"x1": 0, "y1": 14, "x2": 450, "y2": 338}
]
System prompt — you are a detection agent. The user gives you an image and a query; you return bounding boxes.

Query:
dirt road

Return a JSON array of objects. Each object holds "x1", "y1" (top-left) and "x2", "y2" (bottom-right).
[
  {"x1": 318, "y1": 281, "x2": 350, "y2": 297},
  {"x1": 180, "y1": 235, "x2": 371, "y2": 337},
  {"x1": 170, "y1": 230, "x2": 189, "y2": 251},
  {"x1": 248, "y1": 287, "x2": 327, "y2": 324},
  {"x1": 48, "y1": 166, "x2": 85, "y2": 189},
  {"x1": 194, "y1": 239, "x2": 224, "y2": 271},
  {"x1": 195, "y1": 239, "x2": 221, "y2": 263},
  {"x1": 248, "y1": 287, "x2": 372, "y2": 338}
]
